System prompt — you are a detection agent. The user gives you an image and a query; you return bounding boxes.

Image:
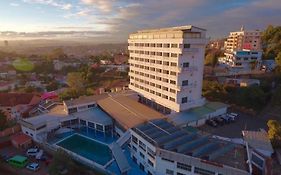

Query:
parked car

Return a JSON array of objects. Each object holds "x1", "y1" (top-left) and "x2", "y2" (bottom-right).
[
  {"x1": 206, "y1": 119, "x2": 218, "y2": 127},
  {"x1": 26, "y1": 148, "x2": 39, "y2": 157},
  {"x1": 26, "y1": 163, "x2": 39, "y2": 171},
  {"x1": 226, "y1": 114, "x2": 236, "y2": 122},
  {"x1": 213, "y1": 117, "x2": 225, "y2": 125},
  {"x1": 221, "y1": 115, "x2": 232, "y2": 123}
]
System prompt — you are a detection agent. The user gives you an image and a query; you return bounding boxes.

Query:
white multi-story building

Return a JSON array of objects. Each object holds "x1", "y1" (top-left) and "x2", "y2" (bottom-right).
[
  {"x1": 219, "y1": 50, "x2": 262, "y2": 70},
  {"x1": 128, "y1": 26, "x2": 208, "y2": 113},
  {"x1": 224, "y1": 26, "x2": 262, "y2": 52}
]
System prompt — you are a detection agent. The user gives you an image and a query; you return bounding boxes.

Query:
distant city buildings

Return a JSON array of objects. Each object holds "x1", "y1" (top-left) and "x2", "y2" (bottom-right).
[
  {"x1": 128, "y1": 26, "x2": 208, "y2": 113},
  {"x1": 224, "y1": 26, "x2": 262, "y2": 52},
  {"x1": 219, "y1": 27, "x2": 263, "y2": 75}
]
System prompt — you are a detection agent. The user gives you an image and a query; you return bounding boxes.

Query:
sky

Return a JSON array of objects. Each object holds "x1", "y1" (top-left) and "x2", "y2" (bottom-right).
[{"x1": 0, "y1": 0, "x2": 280, "y2": 42}]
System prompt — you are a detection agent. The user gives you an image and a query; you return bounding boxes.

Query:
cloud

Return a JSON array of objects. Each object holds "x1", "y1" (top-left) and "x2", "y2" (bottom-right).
[
  {"x1": 22, "y1": 0, "x2": 72, "y2": 10},
  {"x1": 10, "y1": 3, "x2": 20, "y2": 7},
  {"x1": 80, "y1": 0, "x2": 113, "y2": 13}
]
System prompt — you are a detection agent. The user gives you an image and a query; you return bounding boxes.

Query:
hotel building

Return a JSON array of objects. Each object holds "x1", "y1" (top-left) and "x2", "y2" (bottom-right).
[{"x1": 128, "y1": 26, "x2": 208, "y2": 113}]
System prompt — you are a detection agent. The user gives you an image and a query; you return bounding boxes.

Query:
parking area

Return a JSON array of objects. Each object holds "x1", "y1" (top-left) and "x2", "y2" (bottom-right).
[
  {"x1": 198, "y1": 111, "x2": 268, "y2": 138},
  {"x1": 0, "y1": 145, "x2": 51, "y2": 175}
]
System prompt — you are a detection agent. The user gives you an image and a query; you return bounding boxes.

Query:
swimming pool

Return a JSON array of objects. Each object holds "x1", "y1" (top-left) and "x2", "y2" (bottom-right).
[{"x1": 57, "y1": 134, "x2": 112, "y2": 166}]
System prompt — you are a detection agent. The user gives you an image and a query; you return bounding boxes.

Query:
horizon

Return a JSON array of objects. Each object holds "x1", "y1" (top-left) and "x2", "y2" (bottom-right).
[{"x1": 0, "y1": 0, "x2": 280, "y2": 42}]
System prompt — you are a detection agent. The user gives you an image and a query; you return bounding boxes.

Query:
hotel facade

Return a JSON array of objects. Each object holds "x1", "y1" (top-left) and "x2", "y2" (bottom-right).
[{"x1": 128, "y1": 26, "x2": 208, "y2": 113}]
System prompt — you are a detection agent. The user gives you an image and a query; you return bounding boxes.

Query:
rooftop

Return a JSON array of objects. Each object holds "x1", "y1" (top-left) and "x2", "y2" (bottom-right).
[
  {"x1": 136, "y1": 25, "x2": 206, "y2": 33},
  {"x1": 0, "y1": 93, "x2": 40, "y2": 107},
  {"x1": 133, "y1": 119, "x2": 247, "y2": 170},
  {"x1": 97, "y1": 95, "x2": 166, "y2": 130},
  {"x1": 169, "y1": 102, "x2": 227, "y2": 126},
  {"x1": 242, "y1": 130, "x2": 274, "y2": 155},
  {"x1": 73, "y1": 107, "x2": 112, "y2": 126},
  {"x1": 64, "y1": 94, "x2": 109, "y2": 108}
]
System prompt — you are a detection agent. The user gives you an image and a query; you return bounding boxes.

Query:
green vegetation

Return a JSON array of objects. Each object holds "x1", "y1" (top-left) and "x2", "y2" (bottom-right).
[
  {"x1": 268, "y1": 120, "x2": 281, "y2": 148},
  {"x1": 48, "y1": 150, "x2": 105, "y2": 175},
  {"x1": 204, "y1": 48, "x2": 224, "y2": 67},
  {"x1": 202, "y1": 80, "x2": 270, "y2": 111},
  {"x1": 0, "y1": 110, "x2": 17, "y2": 131},
  {"x1": 262, "y1": 25, "x2": 281, "y2": 61},
  {"x1": 12, "y1": 58, "x2": 34, "y2": 72}
]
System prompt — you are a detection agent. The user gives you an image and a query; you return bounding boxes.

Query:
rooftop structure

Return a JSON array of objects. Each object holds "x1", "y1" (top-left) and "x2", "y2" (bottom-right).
[{"x1": 128, "y1": 25, "x2": 208, "y2": 113}]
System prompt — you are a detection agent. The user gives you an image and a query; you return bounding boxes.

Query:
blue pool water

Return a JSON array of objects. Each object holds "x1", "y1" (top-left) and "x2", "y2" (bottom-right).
[{"x1": 57, "y1": 134, "x2": 112, "y2": 165}]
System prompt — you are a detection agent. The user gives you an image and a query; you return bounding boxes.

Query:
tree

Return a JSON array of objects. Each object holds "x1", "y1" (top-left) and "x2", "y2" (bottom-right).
[
  {"x1": 275, "y1": 52, "x2": 281, "y2": 67},
  {"x1": 47, "y1": 48, "x2": 67, "y2": 61},
  {"x1": 268, "y1": 120, "x2": 281, "y2": 148},
  {"x1": 66, "y1": 72, "x2": 86, "y2": 95}
]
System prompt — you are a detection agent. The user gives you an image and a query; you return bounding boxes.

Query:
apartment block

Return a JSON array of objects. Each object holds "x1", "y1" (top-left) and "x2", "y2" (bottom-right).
[
  {"x1": 224, "y1": 26, "x2": 262, "y2": 52},
  {"x1": 128, "y1": 26, "x2": 208, "y2": 113}
]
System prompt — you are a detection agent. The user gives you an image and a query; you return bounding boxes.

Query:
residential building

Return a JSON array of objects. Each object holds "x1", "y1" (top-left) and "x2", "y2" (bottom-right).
[
  {"x1": 128, "y1": 25, "x2": 208, "y2": 113},
  {"x1": 224, "y1": 26, "x2": 262, "y2": 52},
  {"x1": 219, "y1": 50, "x2": 262, "y2": 70}
]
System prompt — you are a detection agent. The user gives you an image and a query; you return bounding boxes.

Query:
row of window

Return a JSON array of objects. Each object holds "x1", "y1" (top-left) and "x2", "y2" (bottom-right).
[
  {"x1": 130, "y1": 64, "x2": 177, "y2": 76},
  {"x1": 164, "y1": 160, "x2": 215, "y2": 175},
  {"x1": 129, "y1": 50, "x2": 180, "y2": 58},
  {"x1": 235, "y1": 57, "x2": 258, "y2": 61},
  {"x1": 130, "y1": 82, "x2": 176, "y2": 102},
  {"x1": 129, "y1": 70, "x2": 177, "y2": 85},
  {"x1": 130, "y1": 57, "x2": 179, "y2": 67},
  {"x1": 129, "y1": 43, "x2": 191, "y2": 49},
  {"x1": 129, "y1": 32, "x2": 201, "y2": 40}
]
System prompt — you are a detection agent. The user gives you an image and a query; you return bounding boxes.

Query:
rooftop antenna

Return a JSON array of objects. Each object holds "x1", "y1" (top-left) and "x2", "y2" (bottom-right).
[{"x1": 240, "y1": 25, "x2": 244, "y2": 31}]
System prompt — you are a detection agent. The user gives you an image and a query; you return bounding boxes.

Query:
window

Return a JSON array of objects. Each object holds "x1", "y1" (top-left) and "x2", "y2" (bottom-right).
[
  {"x1": 183, "y1": 62, "x2": 189, "y2": 67},
  {"x1": 170, "y1": 71, "x2": 176, "y2": 76},
  {"x1": 80, "y1": 120, "x2": 86, "y2": 126},
  {"x1": 157, "y1": 43, "x2": 163, "y2": 47},
  {"x1": 148, "y1": 159, "x2": 154, "y2": 167},
  {"x1": 162, "y1": 157, "x2": 174, "y2": 163},
  {"x1": 170, "y1": 89, "x2": 176, "y2": 93},
  {"x1": 170, "y1": 80, "x2": 176, "y2": 85},
  {"x1": 96, "y1": 124, "x2": 103, "y2": 131},
  {"x1": 182, "y1": 80, "x2": 188, "y2": 86},
  {"x1": 194, "y1": 167, "x2": 215, "y2": 175},
  {"x1": 68, "y1": 107, "x2": 77, "y2": 114},
  {"x1": 88, "y1": 122, "x2": 95, "y2": 128},
  {"x1": 139, "y1": 152, "x2": 145, "y2": 159},
  {"x1": 88, "y1": 104, "x2": 95, "y2": 108},
  {"x1": 163, "y1": 61, "x2": 169, "y2": 66},
  {"x1": 170, "y1": 62, "x2": 177, "y2": 67},
  {"x1": 177, "y1": 173, "x2": 185, "y2": 175},
  {"x1": 139, "y1": 163, "x2": 145, "y2": 171},
  {"x1": 177, "y1": 162, "x2": 191, "y2": 171},
  {"x1": 163, "y1": 53, "x2": 170, "y2": 57},
  {"x1": 132, "y1": 156, "x2": 137, "y2": 163},
  {"x1": 182, "y1": 97, "x2": 188, "y2": 104},
  {"x1": 184, "y1": 44, "x2": 190, "y2": 48},
  {"x1": 166, "y1": 169, "x2": 174, "y2": 175},
  {"x1": 163, "y1": 43, "x2": 170, "y2": 48},
  {"x1": 171, "y1": 53, "x2": 177, "y2": 57},
  {"x1": 171, "y1": 44, "x2": 178, "y2": 48},
  {"x1": 169, "y1": 97, "x2": 175, "y2": 102},
  {"x1": 139, "y1": 140, "x2": 146, "y2": 151}
]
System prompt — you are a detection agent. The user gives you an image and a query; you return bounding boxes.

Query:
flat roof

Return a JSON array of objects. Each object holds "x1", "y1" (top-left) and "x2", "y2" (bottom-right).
[
  {"x1": 9, "y1": 155, "x2": 27, "y2": 162},
  {"x1": 169, "y1": 102, "x2": 228, "y2": 126},
  {"x1": 136, "y1": 25, "x2": 206, "y2": 33},
  {"x1": 133, "y1": 119, "x2": 247, "y2": 170},
  {"x1": 64, "y1": 94, "x2": 109, "y2": 107},
  {"x1": 73, "y1": 107, "x2": 112, "y2": 126},
  {"x1": 97, "y1": 95, "x2": 166, "y2": 130},
  {"x1": 205, "y1": 102, "x2": 229, "y2": 110},
  {"x1": 242, "y1": 130, "x2": 274, "y2": 154}
]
